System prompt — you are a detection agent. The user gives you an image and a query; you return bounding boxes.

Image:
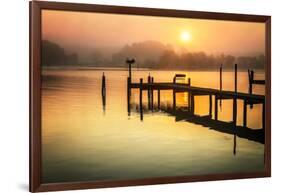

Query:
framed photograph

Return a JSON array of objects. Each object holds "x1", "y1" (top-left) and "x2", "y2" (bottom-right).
[{"x1": 30, "y1": 1, "x2": 271, "y2": 192}]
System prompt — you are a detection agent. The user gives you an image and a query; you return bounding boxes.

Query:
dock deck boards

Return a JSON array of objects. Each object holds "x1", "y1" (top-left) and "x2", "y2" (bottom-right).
[{"x1": 130, "y1": 82, "x2": 264, "y2": 102}]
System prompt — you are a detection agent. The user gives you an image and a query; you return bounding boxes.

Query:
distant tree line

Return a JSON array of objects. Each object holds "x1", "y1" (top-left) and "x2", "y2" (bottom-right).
[
  {"x1": 42, "y1": 40, "x2": 265, "y2": 70},
  {"x1": 111, "y1": 41, "x2": 265, "y2": 70},
  {"x1": 42, "y1": 40, "x2": 78, "y2": 66}
]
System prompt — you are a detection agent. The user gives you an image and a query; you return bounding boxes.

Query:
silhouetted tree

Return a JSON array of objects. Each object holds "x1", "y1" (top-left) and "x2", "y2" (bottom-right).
[{"x1": 42, "y1": 40, "x2": 66, "y2": 66}]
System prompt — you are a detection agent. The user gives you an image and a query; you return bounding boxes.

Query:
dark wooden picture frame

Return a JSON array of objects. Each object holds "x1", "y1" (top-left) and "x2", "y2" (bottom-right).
[{"x1": 30, "y1": 1, "x2": 271, "y2": 192}]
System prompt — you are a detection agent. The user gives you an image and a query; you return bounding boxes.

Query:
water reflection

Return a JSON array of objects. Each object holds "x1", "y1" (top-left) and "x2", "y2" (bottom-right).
[{"x1": 42, "y1": 69, "x2": 265, "y2": 184}]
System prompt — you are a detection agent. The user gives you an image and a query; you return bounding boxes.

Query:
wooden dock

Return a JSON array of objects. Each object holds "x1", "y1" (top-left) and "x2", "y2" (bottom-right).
[{"x1": 126, "y1": 62, "x2": 266, "y2": 132}]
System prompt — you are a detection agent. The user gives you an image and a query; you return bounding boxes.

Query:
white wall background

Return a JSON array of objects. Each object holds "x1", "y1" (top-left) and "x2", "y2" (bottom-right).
[{"x1": 0, "y1": 0, "x2": 280, "y2": 192}]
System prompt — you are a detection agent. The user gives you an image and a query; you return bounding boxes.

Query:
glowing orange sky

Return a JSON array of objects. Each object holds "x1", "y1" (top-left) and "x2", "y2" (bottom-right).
[{"x1": 42, "y1": 10, "x2": 265, "y2": 56}]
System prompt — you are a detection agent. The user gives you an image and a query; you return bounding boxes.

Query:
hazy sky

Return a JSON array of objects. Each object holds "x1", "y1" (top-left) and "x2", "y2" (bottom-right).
[{"x1": 42, "y1": 10, "x2": 265, "y2": 56}]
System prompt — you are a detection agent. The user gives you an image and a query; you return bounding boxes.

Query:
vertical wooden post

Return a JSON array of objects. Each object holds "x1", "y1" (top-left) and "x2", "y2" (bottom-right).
[
  {"x1": 250, "y1": 70, "x2": 254, "y2": 94},
  {"x1": 215, "y1": 95, "x2": 218, "y2": 120},
  {"x1": 151, "y1": 77, "x2": 154, "y2": 110},
  {"x1": 262, "y1": 101, "x2": 265, "y2": 130},
  {"x1": 209, "y1": 95, "x2": 212, "y2": 118},
  {"x1": 234, "y1": 64, "x2": 237, "y2": 93},
  {"x1": 102, "y1": 72, "x2": 106, "y2": 96},
  {"x1": 190, "y1": 93, "x2": 195, "y2": 115},
  {"x1": 173, "y1": 76, "x2": 176, "y2": 111},
  {"x1": 147, "y1": 75, "x2": 151, "y2": 109},
  {"x1": 127, "y1": 77, "x2": 131, "y2": 115},
  {"x1": 102, "y1": 72, "x2": 106, "y2": 112},
  {"x1": 243, "y1": 99, "x2": 247, "y2": 127},
  {"x1": 233, "y1": 134, "x2": 237, "y2": 155},
  {"x1": 220, "y1": 64, "x2": 222, "y2": 91},
  {"x1": 233, "y1": 64, "x2": 237, "y2": 126},
  {"x1": 250, "y1": 70, "x2": 254, "y2": 109},
  {"x1": 188, "y1": 78, "x2": 191, "y2": 111},
  {"x1": 157, "y1": 89, "x2": 160, "y2": 110},
  {"x1": 140, "y1": 78, "x2": 143, "y2": 121},
  {"x1": 248, "y1": 69, "x2": 252, "y2": 94},
  {"x1": 128, "y1": 63, "x2": 132, "y2": 78},
  {"x1": 219, "y1": 64, "x2": 222, "y2": 107},
  {"x1": 126, "y1": 58, "x2": 135, "y2": 79}
]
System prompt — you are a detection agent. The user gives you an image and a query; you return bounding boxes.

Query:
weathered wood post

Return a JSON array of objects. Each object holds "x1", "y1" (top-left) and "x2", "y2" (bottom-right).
[
  {"x1": 147, "y1": 74, "x2": 151, "y2": 109},
  {"x1": 243, "y1": 99, "x2": 247, "y2": 127},
  {"x1": 126, "y1": 58, "x2": 135, "y2": 79},
  {"x1": 262, "y1": 101, "x2": 265, "y2": 130},
  {"x1": 215, "y1": 95, "x2": 218, "y2": 120},
  {"x1": 102, "y1": 72, "x2": 106, "y2": 96},
  {"x1": 249, "y1": 70, "x2": 254, "y2": 109},
  {"x1": 209, "y1": 95, "x2": 212, "y2": 118},
  {"x1": 129, "y1": 62, "x2": 132, "y2": 78},
  {"x1": 157, "y1": 89, "x2": 160, "y2": 110},
  {"x1": 190, "y1": 93, "x2": 195, "y2": 115},
  {"x1": 102, "y1": 72, "x2": 106, "y2": 112},
  {"x1": 151, "y1": 77, "x2": 154, "y2": 110},
  {"x1": 248, "y1": 70, "x2": 254, "y2": 94},
  {"x1": 219, "y1": 64, "x2": 222, "y2": 108},
  {"x1": 188, "y1": 78, "x2": 191, "y2": 111},
  {"x1": 173, "y1": 76, "x2": 176, "y2": 111},
  {"x1": 140, "y1": 78, "x2": 143, "y2": 121},
  {"x1": 233, "y1": 134, "x2": 237, "y2": 155},
  {"x1": 248, "y1": 69, "x2": 252, "y2": 94},
  {"x1": 127, "y1": 77, "x2": 131, "y2": 116},
  {"x1": 233, "y1": 64, "x2": 238, "y2": 126}
]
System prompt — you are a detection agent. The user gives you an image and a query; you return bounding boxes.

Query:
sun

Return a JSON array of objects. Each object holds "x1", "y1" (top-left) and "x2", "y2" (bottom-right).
[{"x1": 180, "y1": 31, "x2": 191, "y2": 42}]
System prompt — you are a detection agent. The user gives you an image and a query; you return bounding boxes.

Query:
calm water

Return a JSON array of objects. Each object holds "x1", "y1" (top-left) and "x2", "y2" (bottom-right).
[{"x1": 42, "y1": 68, "x2": 265, "y2": 183}]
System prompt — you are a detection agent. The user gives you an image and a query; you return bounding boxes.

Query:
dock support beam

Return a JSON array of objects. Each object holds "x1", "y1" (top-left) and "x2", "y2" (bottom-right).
[{"x1": 140, "y1": 78, "x2": 143, "y2": 121}]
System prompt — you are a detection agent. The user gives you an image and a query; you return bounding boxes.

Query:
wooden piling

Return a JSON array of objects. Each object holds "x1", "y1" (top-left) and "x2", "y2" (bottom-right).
[
  {"x1": 102, "y1": 73, "x2": 106, "y2": 113},
  {"x1": 140, "y1": 78, "x2": 143, "y2": 121},
  {"x1": 220, "y1": 64, "x2": 222, "y2": 91},
  {"x1": 151, "y1": 77, "x2": 154, "y2": 110},
  {"x1": 233, "y1": 134, "x2": 237, "y2": 155},
  {"x1": 250, "y1": 70, "x2": 254, "y2": 92},
  {"x1": 215, "y1": 95, "x2": 218, "y2": 120},
  {"x1": 157, "y1": 89, "x2": 160, "y2": 110},
  {"x1": 243, "y1": 99, "x2": 247, "y2": 127},
  {"x1": 249, "y1": 70, "x2": 254, "y2": 109},
  {"x1": 233, "y1": 99, "x2": 237, "y2": 125},
  {"x1": 234, "y1": 64, "x2": 237, "y2": 93},
  {"x1": 262, "y1": 101, "x2": 265, "y2": 130},
  {"x1": 126, "y1": 58, "x2": 135, "y2": 78},
  {"x1": 127, "y1": 77, "x2": 131, "y2": 115},
  {"x1": 128, "y1": 63, "x2": 132, "y2": 78},
  {"x1": 173, "y1": 76, "x2": 176, "y2": 111},
  {"x1": 233, "y1": 64, "x2": 237, "y2": 126},
  {"x1": 209, "y1": 95, "x2": 212, "y2": 118},
  {"x1": 190, "y1": 93, "x2": 195, "y2": 115},
  {"x1": 188, "y1": 78, "x2": 191, "y2": 111},
  {"x1": 148, "y1": 75, "x2": 151, "y2": 109},
  {"x1": 102, "y1": 72, "x2": 106, "y2": 96},
  {"x1": 248, "y1": 69, "x2": 252, "y2": 94},
  {"x1": 219, "y1": 64, "x2": 222, "y2": 107}
]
